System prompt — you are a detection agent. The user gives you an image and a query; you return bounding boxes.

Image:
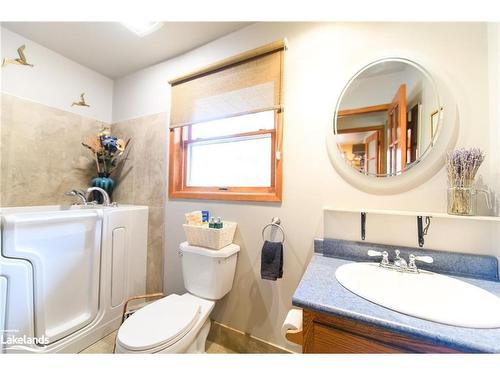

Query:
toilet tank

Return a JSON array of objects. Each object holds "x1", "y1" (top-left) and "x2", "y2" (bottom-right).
[{"x1": 180, "y1": 242, "x2": 239, "y2": 300}]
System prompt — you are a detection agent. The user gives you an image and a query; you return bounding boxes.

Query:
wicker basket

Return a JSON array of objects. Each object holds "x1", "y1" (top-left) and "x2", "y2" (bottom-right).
[{"x1": 182, "y1": 221, "x2": 237, "y2": 250}]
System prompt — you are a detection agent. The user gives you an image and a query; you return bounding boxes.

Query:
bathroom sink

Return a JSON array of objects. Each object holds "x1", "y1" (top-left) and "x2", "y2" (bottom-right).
[{"x1": 335, "y1": 262, "x2": 500, "y2": 328}]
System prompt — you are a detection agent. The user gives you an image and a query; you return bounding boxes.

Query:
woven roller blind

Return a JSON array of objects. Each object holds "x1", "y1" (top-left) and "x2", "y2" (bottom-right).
[{"x1": 169, "y1": 41, "x2": 285, "y2": 129}]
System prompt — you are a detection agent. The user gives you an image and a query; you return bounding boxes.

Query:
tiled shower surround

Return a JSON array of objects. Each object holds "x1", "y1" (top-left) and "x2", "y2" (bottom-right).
[
  {"x1": 112, "y1": 112, "x2": 168, "y2": 294},
  {"x1": 0, "y1": 93, "x2": 103, "y2": 206}
]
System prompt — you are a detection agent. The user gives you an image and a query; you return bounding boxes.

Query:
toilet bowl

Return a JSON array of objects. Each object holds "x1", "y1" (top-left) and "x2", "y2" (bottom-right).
[
  {"x1": 115, "y1": 242, "x2": 240, "y2": 353},
  {"x1": 115, "y1": 293, "x2": 215, "y2": 353}
]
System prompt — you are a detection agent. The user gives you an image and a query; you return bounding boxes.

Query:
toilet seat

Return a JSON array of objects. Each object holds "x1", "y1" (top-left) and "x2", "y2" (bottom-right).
[{"x1": 116, "y1": 294, "x2": 201, "y2": 352}]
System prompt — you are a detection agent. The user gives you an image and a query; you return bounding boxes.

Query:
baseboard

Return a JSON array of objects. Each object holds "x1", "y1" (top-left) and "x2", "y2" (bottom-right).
[{"x1": 207, "y1": 320, "x2": 293, "y2": 354}]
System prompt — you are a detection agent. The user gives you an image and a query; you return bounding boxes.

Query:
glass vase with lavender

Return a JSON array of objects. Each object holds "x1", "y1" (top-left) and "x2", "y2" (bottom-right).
[{"x1": 446, "y1": 148, "x2": 485, "y2": 216}]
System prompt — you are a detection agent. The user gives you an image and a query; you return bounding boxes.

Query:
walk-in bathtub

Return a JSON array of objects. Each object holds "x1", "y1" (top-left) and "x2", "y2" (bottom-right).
[{"x1": 0, "y1": 204, "x2": 148, "y2": 353}]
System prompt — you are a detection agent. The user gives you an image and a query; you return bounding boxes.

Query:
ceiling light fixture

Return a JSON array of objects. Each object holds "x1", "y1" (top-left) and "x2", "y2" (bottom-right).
[{"x1": 122, "y1": 22, "x2": 163, "y2": 37}]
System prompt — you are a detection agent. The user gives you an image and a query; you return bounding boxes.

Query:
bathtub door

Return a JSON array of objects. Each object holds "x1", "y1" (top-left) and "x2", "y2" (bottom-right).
[
  {"x1": 2, "y1": 210, "x2": 102, "y2": 344},
  {"x1": 0, "y1": 276, "x2": 6, "y2": 352}
]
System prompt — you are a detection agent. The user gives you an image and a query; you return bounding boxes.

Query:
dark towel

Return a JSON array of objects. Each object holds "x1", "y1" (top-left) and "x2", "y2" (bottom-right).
[{"x1": 260, "y1": 240, "x2": 283, "y2": 281}]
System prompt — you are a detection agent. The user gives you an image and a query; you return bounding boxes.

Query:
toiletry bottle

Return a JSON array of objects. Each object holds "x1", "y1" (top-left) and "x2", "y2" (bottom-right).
[
  {"x1": 216, "y1": 217, "x2": 222, "y2": 229},
  {"x1": 209, "y1": 217, "x2": 215, "y2": 229}
]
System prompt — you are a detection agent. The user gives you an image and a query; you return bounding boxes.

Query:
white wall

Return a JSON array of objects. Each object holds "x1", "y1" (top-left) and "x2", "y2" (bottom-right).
[
  {"x1": 487, "y1": 23, "x2": 500, "y2": 267},
  {"x1": 488, "y1": 23, "x2": 500, "y2": 216},
  {"x1": 113, "y1": 22, "x2": 499, "y2": 350},
  {"x1": 1, "y1": 27, "x2": 113, "y2": 123}
]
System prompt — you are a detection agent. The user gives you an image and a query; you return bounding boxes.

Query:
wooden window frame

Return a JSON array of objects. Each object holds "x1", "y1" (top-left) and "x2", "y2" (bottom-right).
[
  {"x1": 168, "y1": 41, "x2": 285, "y2": 202},
  {"x1": 168, "y1": 108, "x2": 283, "y2": 202}
]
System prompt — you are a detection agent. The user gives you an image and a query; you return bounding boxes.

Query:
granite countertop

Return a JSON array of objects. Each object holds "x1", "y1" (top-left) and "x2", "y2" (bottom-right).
[{"x1": 292, "y1": 253, "x2": 500, "y2": 353}]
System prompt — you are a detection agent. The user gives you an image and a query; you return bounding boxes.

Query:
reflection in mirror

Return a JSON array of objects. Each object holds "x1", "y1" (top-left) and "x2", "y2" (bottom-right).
[{"x1": 334, "y1": 59, "x2": 441, "y2": 177}]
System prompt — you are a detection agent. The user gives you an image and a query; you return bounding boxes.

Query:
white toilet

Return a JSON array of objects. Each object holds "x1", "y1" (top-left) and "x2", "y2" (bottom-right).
[{"x1": 114, "y1": 241, "x2": 240, "y2": 353}]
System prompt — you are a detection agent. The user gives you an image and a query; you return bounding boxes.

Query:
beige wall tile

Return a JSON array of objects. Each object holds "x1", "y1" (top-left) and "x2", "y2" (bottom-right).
[
  {"x1": 1, "y1": 93, "x2": 104, "y2": 206},
  {"x1": 112, "y1": 112, "x2": 168, "y2": 293}
]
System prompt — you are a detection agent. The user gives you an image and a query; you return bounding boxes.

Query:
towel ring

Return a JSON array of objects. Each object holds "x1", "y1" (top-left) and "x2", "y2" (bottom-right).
[{"x1": 262, "y1": 217, "x2": 285, "y2": 243}]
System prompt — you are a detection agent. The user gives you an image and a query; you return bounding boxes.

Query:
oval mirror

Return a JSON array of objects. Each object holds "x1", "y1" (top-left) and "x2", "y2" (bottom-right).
[{"x1": 334, "y1": 58, "x2": 442, "y2": 177}]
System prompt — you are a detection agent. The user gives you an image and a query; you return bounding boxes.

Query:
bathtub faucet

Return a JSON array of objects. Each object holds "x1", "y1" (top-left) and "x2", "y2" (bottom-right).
[
  {"x1": 64, "y1": 189, "x2": 88, "y2": 205},
  {"x1": 86, "y1": 187, "x2": 111, "y2": 206}
]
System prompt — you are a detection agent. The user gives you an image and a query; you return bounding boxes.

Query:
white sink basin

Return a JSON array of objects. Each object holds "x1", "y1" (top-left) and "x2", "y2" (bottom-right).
[{"x1": 335, "y1": 262, "x2": 500, "y2": 328}]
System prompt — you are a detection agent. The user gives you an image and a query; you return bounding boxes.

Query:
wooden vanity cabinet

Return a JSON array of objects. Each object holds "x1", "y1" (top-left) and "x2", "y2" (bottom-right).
[{"x1": 302, "y1": 309, "x2": 461, "y2": 353}]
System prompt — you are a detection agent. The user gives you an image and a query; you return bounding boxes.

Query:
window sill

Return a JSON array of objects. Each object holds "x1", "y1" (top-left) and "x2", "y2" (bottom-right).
[{"x1": 168, "y1": 189, "x2": 282, "y2": 202}]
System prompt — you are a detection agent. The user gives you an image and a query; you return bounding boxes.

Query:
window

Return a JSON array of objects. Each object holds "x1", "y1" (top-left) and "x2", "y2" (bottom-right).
[
  {"x1": 186, "y1": 111, "x2": 274, "y2": 187},
  {"x1": 168, "y1": 41, "x2": 285, "y2": 202}
]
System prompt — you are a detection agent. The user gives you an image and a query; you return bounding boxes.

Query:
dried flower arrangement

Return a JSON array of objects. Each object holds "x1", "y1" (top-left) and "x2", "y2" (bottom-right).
[
  {"x1": 446, "y1": 148, "x2": 485, "y2": 215},
  {"x1": 446, "y1": 148, "x2": 485, "y2": 188},
  {"x1": 82, "y1": 127, "x2": 131, "y2": 177}
]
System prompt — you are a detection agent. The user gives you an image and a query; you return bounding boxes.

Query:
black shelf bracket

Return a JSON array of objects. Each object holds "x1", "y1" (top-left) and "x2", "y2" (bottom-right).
[
  {"x1": 361, "y1": 212, "x2": 366, "y2": 240},
  {"x1": 417, "y1": 215, "x2": 432, "y2": 247}
]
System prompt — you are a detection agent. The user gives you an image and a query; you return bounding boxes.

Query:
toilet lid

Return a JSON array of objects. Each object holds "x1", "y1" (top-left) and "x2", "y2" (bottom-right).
[{"x1": 117, "y1": 294, "x2": 201, "y2": 351}]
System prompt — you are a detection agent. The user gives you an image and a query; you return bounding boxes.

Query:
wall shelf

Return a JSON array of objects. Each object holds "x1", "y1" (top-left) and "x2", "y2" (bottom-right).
[{"x1": 323, "y1": 207, "x2": 500, "y2": 222}]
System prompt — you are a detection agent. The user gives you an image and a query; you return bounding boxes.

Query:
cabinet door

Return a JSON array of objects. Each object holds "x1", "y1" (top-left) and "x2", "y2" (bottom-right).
[
  {"x1": 310, "y1": 322, "x2": 406, "y2": 353},
  {"x1": 303, "y1": 310, "x2": 460, "y2": 354}
]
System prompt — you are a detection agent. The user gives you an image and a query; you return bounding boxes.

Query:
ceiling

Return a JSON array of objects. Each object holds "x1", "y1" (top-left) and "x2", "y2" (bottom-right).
[
  {"x1": 2, "y1": 22, "x2": 250, "y2": 79},
  {"x1": 337, "y1": 131, "x2": 376, "y2": 144},
  {"x1": 357, "y1": 61, "x2": 409, "y2": 80}
]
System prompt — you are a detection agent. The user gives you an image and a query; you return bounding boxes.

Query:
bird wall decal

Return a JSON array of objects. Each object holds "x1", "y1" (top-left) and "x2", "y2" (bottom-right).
[
  {"x1": 2, "y1": 45, "x2": 34, "y2": 68},
  {"x1": 71, "y1": 93, "x2": 90, "y2": 107}
]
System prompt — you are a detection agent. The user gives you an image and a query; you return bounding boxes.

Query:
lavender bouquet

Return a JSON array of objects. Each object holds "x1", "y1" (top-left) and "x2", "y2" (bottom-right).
[{"x1": 446, "y1": 148, "x2": 485, "y2": 215}]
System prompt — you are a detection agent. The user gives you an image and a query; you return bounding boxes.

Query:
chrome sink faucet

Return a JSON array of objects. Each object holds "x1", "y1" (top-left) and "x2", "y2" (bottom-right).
[
  {"x1": 368, "y1": 249, "x2": 433, "y2": 273},
  {"x1": 408, "y1": 254, "x2": 434, "y2": 272},
  {"x1": 393, "y1": 250, "x2": 407, "y2": 269},
  {"x1": 367, "y1": 250, "x2": 389, "y2": 265}
]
